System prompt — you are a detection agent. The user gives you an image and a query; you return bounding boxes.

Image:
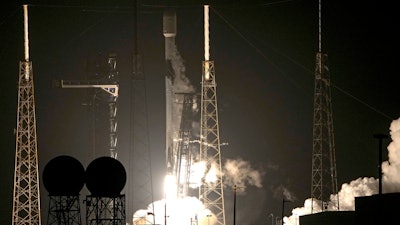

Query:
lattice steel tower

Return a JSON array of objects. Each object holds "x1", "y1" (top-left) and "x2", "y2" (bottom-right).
[
  {"x1": 199, "y1": 5, "x2": 226, "y2": 225},
  {"x1": 311, "y1": 0, "x2": 339, "y2": 212},
  {"x1": 129, "y1": 0, "x2": 154, "y2": 221},
  {"x1": 12, "y1": 5, "x2": 42, "y2": 225}
]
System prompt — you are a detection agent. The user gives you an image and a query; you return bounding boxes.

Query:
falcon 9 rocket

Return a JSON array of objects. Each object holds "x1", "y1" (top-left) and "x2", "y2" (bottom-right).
[{"x1": 163, "y1": 10, "x2": 177, "y2": 174}]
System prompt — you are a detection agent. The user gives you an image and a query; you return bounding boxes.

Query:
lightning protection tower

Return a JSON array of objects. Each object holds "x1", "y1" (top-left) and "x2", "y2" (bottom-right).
[
  {"x1": 311, "y1": 0, "x2": 339, "y2": 212},
  {"x1": 199, "y1": 5, "x2": 226, "y2": 225},
  {"x1": 129, "y1": 0, "x2": 155, "y2": 221},
  {"x1": 12, "y1": 5, "x2": 42, "y2": 225}
]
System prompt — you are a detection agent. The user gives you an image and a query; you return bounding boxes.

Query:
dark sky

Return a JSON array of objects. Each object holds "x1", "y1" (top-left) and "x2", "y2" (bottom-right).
[{"x1": 0, "y1": 0, "x2": 398, "y2": 225}]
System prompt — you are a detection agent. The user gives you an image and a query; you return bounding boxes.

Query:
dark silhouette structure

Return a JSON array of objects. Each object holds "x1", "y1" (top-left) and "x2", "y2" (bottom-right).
[
  {"x1": 43, "y1": 155, "x2": 85, "y2": 225},
  {"x1": 300, "y1": 211, "x2": 355, "y2": 225},
  {"x1": 355, "y1": 192, "x2": 400, "y2": 225},
  {"x1": 85, "y1": 156, "x2": 126, "y2": 225}
]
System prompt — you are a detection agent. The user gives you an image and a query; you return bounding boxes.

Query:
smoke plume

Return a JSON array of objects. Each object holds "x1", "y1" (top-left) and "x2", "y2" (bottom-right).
[
  {"x1": 170, "y1": 43, "x2": 194, "y2": 93},
  {"x1": 284, "y1": 117, "x2": 400, "y2": 225},
  {"x1": 223, "y1": 158, "x2": 264, "y2": 193}
]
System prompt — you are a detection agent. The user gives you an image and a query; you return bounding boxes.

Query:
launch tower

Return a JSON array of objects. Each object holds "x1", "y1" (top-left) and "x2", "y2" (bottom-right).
[
  {"x1": 199, "y1": 5, "x2": 226, "y2": 225},
  {"x1": 12, "y1": 5, "x2": 42, "y2": 225},
  {"x1": 175, "y1": 93, "x2": 196, "y2": 198},
  {"x1": 311, "y1": 0, "x2": 339, "y2": 212},
  {"x1": 130, "y1": 0, "x2": 155, "y2": 221}
]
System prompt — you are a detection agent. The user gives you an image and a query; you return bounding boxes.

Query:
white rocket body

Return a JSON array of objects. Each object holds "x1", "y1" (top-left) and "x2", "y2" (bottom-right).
[{"x1": 164, "y1": 11, "x2": 177, "y2": 172}]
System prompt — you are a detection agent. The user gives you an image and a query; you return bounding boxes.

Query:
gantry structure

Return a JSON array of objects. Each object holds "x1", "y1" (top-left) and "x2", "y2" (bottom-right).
[
  {"x1": 174, "y1": 93, "x2": 196, "y2": 198},
  {"x1": 57, "y1": 53, "x2": 119, "y2": 159},
  {"x1": 12, "y1": 5, "x2": 42, "y2": 225},
  {"x1": 311, "y1": 0, "x2": 339, "y2": 212}
]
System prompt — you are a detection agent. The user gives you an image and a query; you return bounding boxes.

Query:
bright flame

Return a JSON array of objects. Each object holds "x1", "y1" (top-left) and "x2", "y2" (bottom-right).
[
  {"x1": 133, "y1": 156, "x2": 265, "y2": 225},
  {"x1": 133, "y1": 194, "x2": 215, "y2": 225},
  {"x1": 190, "y1": 161, "x2": 206, "y2": 188},
  {"x1": 205, "y1": 163, "x2": 219, "y2": 183},
  {"x1": 164, "y1": 174, "x2": 177, "y2": 200}
]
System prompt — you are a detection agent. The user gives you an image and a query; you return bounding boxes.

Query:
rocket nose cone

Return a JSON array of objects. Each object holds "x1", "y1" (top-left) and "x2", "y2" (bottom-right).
[{"x1": 163, "y1": 10, "x2": 177, "y2": 37}]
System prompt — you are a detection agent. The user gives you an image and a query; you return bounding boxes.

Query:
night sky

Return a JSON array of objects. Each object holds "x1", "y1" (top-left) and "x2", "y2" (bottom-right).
[{"x1": 0, "y1": 0, "x2": 398, "y2": 225}]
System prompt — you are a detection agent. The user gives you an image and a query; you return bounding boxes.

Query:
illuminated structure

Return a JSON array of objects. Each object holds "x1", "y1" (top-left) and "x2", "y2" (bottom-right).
[
  {"x1": 311, "y1": 0, "x2": 339, "y2": 212},
  {"x1": 199, "y1": 5, "x2": 226, "y2": 225},
  {"x1": 163, "y1": 10, "x2": 197, "y2": 199},
  {"x1": 175, "y1": 93, "x2": 196, "y2": 197},
  {"x1": 12, "y1": 5, "x2": 42, "y2": 225}
]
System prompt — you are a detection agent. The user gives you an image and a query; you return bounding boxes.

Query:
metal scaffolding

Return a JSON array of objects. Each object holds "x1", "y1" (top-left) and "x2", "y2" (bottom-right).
[
  {"x1": 47, "y1": 196, "x2": 82, "y2": 225},
  {"x1": 199, "y1": 60, "x2": 226, "y2": 225},
  {"x1": 12, "y1": 5, "x2": 42, "y2": 225},
  {"x1": 310, "y1": 0, "x2": 339, "y2": 212},
  {"x1": 199, "y1": 6, "x2": 226, "y2": 225}
]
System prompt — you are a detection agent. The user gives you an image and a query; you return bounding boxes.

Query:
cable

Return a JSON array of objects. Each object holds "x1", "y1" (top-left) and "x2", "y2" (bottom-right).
[{"x1": 210, "y1": 5, "x2": 394, "y2": 121}]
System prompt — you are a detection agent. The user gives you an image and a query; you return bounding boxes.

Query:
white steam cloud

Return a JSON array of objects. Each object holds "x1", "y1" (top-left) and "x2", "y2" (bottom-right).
[
  {"x1": 272, "y1": 185, "x2": 297, "y2": 203},
  {"x1": 382, "y1": 118, "x2": 400, "y2": 192},
  {"x1": 284, "y1": 117, "x2": 400, "y2": 225},
  {"x1": 170, "y1": 43, "x2": 194, "y2": 93},
  {"x1": 223, "y1": 158, "x2": 264, "y2": 193},
  {"x1": 189, "y1": 157, "x2": 264, "y2": 192}
]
